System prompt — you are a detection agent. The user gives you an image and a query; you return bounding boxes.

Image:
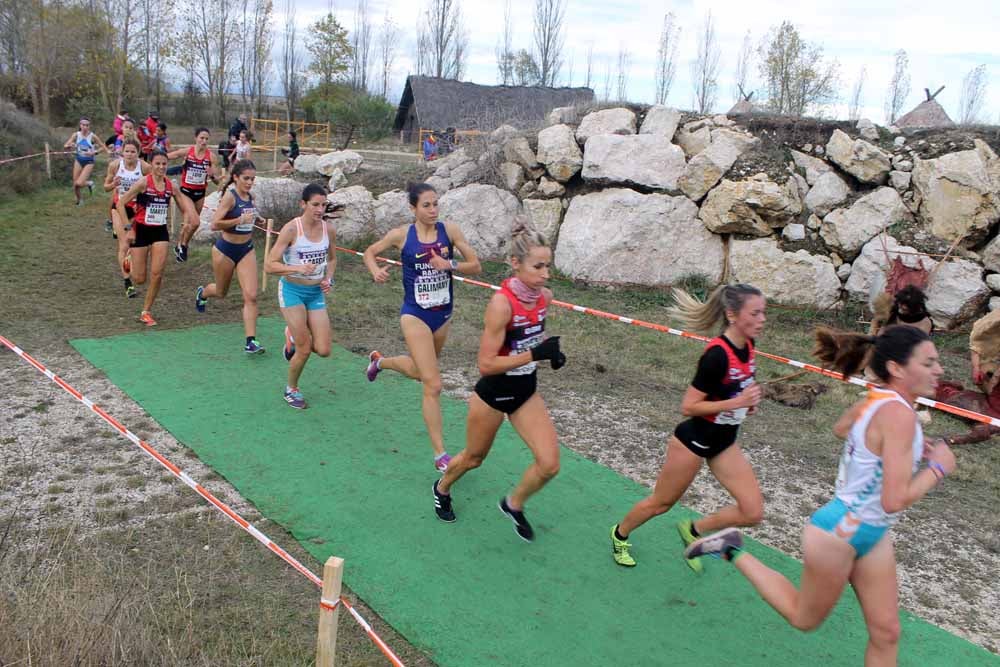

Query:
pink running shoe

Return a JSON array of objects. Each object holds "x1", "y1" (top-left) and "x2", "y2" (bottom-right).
[
  {"x1": 434, "y1": 452, "x2": 452, "y2": 473},
  {"x1": 366, "y1": 350, "x2": 383, "y2": 382}
]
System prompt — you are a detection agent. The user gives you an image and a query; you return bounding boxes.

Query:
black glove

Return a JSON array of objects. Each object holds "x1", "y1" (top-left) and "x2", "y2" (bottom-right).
[
  {"x1": 531, "y1": 336, "x2": 561, "y2": 362},
  {"x1": 550, "y1": 351, "x2": 567, "y2": 370}
]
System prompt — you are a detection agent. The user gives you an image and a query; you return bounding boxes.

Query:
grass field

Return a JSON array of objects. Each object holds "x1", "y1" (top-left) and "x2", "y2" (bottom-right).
[{"x1": 1, "y1": 181, "x2": 999, "y2": 663}]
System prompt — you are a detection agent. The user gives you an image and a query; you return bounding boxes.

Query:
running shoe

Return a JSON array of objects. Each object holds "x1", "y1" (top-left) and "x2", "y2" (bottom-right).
[
  {"x1": 244, "y1": 339, "x2": 265, "y2": 355},
  {"x1": 86, "y1": 180, "x2": 93, "y2": 195},
  {"x1": 283, "y1": 326, "x2": 295, "y2": 361},
  {"x1": 104, "y1": 219, "x2": 113, "y2": 233},
  {"x1": 366, "y1": 350, "x2": 383, "y2": 382},
  {"x1": 434, "y1": 452, "x2": 452, "y2": 473},
  {"x1": 499, "y1": 497, "x2": 534, "y2": 542},
  {"x1": 122, "y1": 252, "x2": 131, "y2": 275},
  {"x1": 125, "y1": 284, "x2": 136, "y2": 299},
  {"x1": 174, "y1": 244, "x2": 188, "y2": 263},
  {"x1": 139, "y1": 311, "x2": 157, "y2": 327},
  {"x1": 683, "y1": 527, "x2": 744, "y2": 560},
  {"x1": 677, "y1": 519, "x2": 704, "y2": 573},
  {"x1": 610, "y1": 525, "x2": 636, "y2": 567},
  {"x1": 284, "y1": 387, "x2": 307, "y2": 409},
  {"x1": 433, "y1": 480, "x2": 456, "y2": 522},
  {"x1": 195, "y1": 286, "x2": 207, "y2": 313}
]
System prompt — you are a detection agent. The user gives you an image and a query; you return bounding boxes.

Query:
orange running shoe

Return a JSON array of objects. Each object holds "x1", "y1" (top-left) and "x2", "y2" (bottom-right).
[
  {"x1": 139, "y1": 311, "x2": 157, "y2": 327},
  {"x1": 122, "y1": 252, "x2": 132, "y2": 275}
]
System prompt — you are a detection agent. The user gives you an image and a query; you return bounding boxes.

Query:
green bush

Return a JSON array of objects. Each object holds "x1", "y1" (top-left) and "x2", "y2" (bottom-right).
[
  {"x1": 0, "y1": 101, "x2": 72, "y2": 197},
  {"x1": 63, "y1": 95, "x2": 112, "y2": 127},
  {"x1": 326, "y1": 93, "x2": 396, "y2": 147}
]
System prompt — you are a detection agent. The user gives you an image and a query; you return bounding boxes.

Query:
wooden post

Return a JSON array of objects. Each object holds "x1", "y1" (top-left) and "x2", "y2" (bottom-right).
[
  {"x1": 44, "y1": 142, "x2": 52, "y2": 179},
  {"x1": 272, "y1": 120, "x2": 279, "y2": 171},
  {"x1": 261, "y1": 218, "x2": 274, "y2": 293},
  {"x1": 316, "y1": 556, "x2": 344, "y2": 667}
]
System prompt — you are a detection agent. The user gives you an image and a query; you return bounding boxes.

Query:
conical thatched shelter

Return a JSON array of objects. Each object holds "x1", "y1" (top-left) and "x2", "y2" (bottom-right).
[
  {"x1": 895, "y1": 86, "x2": 955, "y2": 129},
  {"x1": 728, "y1": 86, "x2": 759, "y2": 115}
]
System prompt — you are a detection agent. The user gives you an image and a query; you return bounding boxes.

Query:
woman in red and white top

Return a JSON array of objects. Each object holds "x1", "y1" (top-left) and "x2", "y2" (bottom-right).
[
  {"x1": 102, "y1": 137, "x2": 148, "y2": 298},
  {"x1": 609, "y1": 284, "x2": 767, "y2": 570},
  {"x1": 432, "y1": 221, "x2": 567, "y2": 543},
  {"x1": 117, "y1": 150, "x2": 173, "y2": 326},
  {"x1": 168, "y1": 127, "x2": 220, "y2": 263}
]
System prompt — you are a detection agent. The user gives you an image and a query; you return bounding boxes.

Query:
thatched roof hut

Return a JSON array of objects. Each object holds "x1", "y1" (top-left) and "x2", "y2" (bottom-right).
[
  {"x1": 728, "y1": 87, "x2": 760, "y2": 115},
  {"x1": 896, "y1": 87, "x2": 955, "y2": 129},
  {"x1": 393, "y1": 76, "x2": 594, "y2": 142}
]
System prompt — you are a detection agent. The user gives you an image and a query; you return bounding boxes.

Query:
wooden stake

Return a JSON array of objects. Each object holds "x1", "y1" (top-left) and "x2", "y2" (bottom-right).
[
  {"x1": 44, "y1": 142, "x2": 51, "y2": 179},
  {"x1": 261, "y1": 218, "x2": 274, "y2": 293},
  {"x1": 316, "y1": 556, "x2": 344, "y2": 667}
]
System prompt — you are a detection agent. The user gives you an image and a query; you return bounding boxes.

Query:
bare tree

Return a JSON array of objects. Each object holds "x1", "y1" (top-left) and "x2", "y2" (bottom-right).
[
  {"x1": 884, "y1": 49, "x2": 910, "y2": 124},
  {"x1": 615, "y1": 46, "x2": 630, "y2": 101},
  {"x1": 958, "y1": 64, "x2": 988, "y2": 125},
  {"x1": 350, "y1": 0, "x2": 373, "y2": 91},
  {"x1": 139, "y1": 0, "x2": 175, "y2": 110},
  {"x1": 584, "y1": 42, "x2": 594, "y2": 89},
  {"x1": 732, "y1": 29, "x2": 752, "y2": 104},
  {"x1": 564, "y1": 50, "x2": 573, "y2": 86},
  {"x1": 757, "y1": 21, "x2": 838, "y2": 116},
  {"x1": 495, "y1": 0, "x2": 514, "y2": 85},
  {"x1": 178, "y1": 0, "x2": 238, "y2": 123},
  {"x1": 601, "y1": 57, "x2": 612, "y2": 101},
  {"x1": 654, "y1": 11, "x2": 680, "y2": 105},
  {"x1": 280, "y1": 0, "x2": 304, "y2": 121},
  {"x1": 89, "y1": 0, "x2": 143, "y2": 117},
  {"x1": 690, "y1": 11, "x2": 721, "y2": 113},
  {"x1": 377, "y1": 9, "x2": 398, "y2": 99},
  {"x1": 236, "y1": 0, "x2": 273, "y2": 116},
  {"x1": 423, "y1": 0, "x2": 466, "y2": 79},
  {"x1": 848, "y1": 66, "x2": 866, "y2": 121},
  {"x1": 532, "y1": 0, "x2": 566, "y2": 87}
]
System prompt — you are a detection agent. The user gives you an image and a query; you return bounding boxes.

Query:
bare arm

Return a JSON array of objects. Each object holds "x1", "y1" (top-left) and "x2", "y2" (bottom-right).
[
  {"x1": 64, "y1": 132, "x2": 76, "y2": 149},
  {"x1": 444, "y1": 223, "x2": 482, "y2": 275},
  {"x1": 877, "y1": 402, "x2": 954, "y2": 513},
  {"x1": 211, "y1": 192, "x2": 242, "y2": 231},
  {"x1": 363, "y1": 226, "x2": 406, "y2": 282},
  {"x1": 477, "y1": 294, "x2": 535, "y2": 376},
  {"x1": 116, "y1": 177, "x2": 146, "y2": 223},
  {"x1": 679, "y1": 385, "x2": 758, "y2": 418},
  {"x1": 265, "y1": 224, "x2": 311, "y2": 276},
  {"x1": 166, "y1": 147, "x2": 187, "y2": 160},
  {"x1": 833, "y1": 400, "x2": 867, "y2": 440},
  {"x1": 325, "y1": 223, "x2": 337, "y2": 281},
  {"x1": 103, "y1": 159, "x2": 120, "y2": 192}
]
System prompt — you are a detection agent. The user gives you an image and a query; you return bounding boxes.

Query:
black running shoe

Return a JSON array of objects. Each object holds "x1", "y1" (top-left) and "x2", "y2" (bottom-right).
[
  {"x1": 433, "y1": 480, "x2": 455, "y2": 522},
  {"x1": 499, "y1": 497, "x2": 534, "y2": 542},
  {"x1": 174, "y1": 244, "x2": 188, "y2": 263},
  {"x1": 104, "y1": 219, "x2": 113, "y2": 233}
]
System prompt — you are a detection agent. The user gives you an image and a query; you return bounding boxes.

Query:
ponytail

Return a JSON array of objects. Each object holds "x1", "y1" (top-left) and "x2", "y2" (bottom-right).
[
  {"x1": 668, "y1": 283, "x2": 763, "y2": 335},
  {"x1": 814, "y1": 324, "x2": 931, "y2": 381}
]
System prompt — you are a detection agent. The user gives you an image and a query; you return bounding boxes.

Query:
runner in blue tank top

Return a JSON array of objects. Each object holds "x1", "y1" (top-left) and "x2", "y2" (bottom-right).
[
  {"x1": 63, "y1": 117, "x2": 108, "y2": 205},
  {"x1": 363, "y1": 183, "x2": 482, "y2": 473}
]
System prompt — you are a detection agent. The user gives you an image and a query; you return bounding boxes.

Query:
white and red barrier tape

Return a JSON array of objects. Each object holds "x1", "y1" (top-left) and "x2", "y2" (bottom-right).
[
  {"x1": 0, "y1": 150, "x2": 74, "y2": 166},
  {"x1": 0, "y1": 334, "x2": 406, "y2": 667}
]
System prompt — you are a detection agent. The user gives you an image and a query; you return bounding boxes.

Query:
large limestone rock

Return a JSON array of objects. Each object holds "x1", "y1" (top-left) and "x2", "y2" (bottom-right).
[
  {"x1": 523, "y1": 198, "x2": 564, "y2": 242},
  {"x1": 911, "y1": 147, "x2": 1000, "y2": 245},
  {"x1": 678, "y1": 129, "x2": 758, "y2": 201},
  {"x1": 373, "y1": 190, "x2": 414, "y2": 237},
  {"x1": 676, "y1": 124, "x2": 712, "y2": 158},
  {"x1": 820, "y1": 187, "x2": 912, "y2": 257},
  {"x1": 698, "y1": 174, "x2": 802, "y2": 236},
  {"x1": 251, "y1": 177, "x2": 307, "y2": 223},
  {"x1": 193, "y1": 190, "x2": 224, "y2": 242},
  {"x1": 844, "y1": 235, "x2": 937, "y2": 303},
  {"x1": 729, "y1": 238, "x2": 841, "y2": 309},
  {"x1": 537, "y1": 177, "x2": 566, "y2": 198},
  {"x1": 293, "y1": 154, "x2": 319, "y2": 175},
  {"x1": 639, "y1": 105, "x2": 682, "y2": 140},
  {"x1": 327, "y1": 168, "x2": 347, "y2": 190},
  {"x1": 925, "y1": 259, "x2": 989, "y2": 328},
  {"x1": 856, "y1": 118, "x2": 879, "y2": 142},
  {"x1": 327, "y1": 185, "x2": 376, "y2": 244},
  {"x1": 791, "y1": 150, "x2": 834, "y2": 186},
  {"x1": 804, "y1": 171, "x2": 851, "y2": 216},
  {"x1": 489, "y1": 124, "x2": 519, "y2": 145},
  {"x1": 556, "y1": 189, "x2": 725, "y2": 285},
  {"x1": 499, "y1": 162, "x2": 525, "y2": 192},
  {"x1": 547, "y1": 106, "x2": 579, "y2": 126},
  {"x1": 536, "y1": 124, "x2": 583, "y2": 183},
  {"x1": 316, "y1": 150, "x2": 363, "y2": 176},
  {"x1": 575, "y1": 107, "x2": 637, "y2": 144},
  {"x1": 424, "y1": 175, "x2": 451, "y2": 194},
  {"x1": 503, "y1": 136, "x2": 540, "y2": 170},
  {"x1": 981, "y1": 235, "x2": 1000, "y2": 273},
  {"x1": 825, "y1": 129, "x2": 891, "y2": 184},
  {"x1": 448, "y1": 160, "x2": 478, "y2": 188},
  {"x1": 439, "y1": 184, "x2": 521, "y2": 261},
  {"x1": 581, "y1": 134, "x2": 686, "y2": 192}
]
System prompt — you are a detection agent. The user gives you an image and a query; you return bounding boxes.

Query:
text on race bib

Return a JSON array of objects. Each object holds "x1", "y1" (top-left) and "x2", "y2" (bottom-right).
[
  {"x1": 234, "y1": 207, "x2": 256, "y2": 232},
  {"x1": 414, "y1": 270, "x2": 450, "y2": 308},
  {"x1": 186, "y1": 165, "x2": 207, "y2": 185},
  {"x1": 146, "y1": 202, "x2": 168, "y2": 226}
]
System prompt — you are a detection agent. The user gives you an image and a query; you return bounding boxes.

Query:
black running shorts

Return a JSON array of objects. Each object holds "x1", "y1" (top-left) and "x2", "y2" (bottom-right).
[
  {"x1": 132, "y1": 223, "x2": 169, "y2": 247},
  {"x1": 674, "y1": 418, "x2": 739, "y2": 459},
  {"x1": 474, "y1": 372, "x2": 537, "y2": 415},
  {"x1": 179, "y1": 185, "x2": 206, "y2": 203}
]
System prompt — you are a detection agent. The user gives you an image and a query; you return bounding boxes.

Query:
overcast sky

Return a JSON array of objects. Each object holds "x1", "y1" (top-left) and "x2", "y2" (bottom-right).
[{"x1": 284, "y1": 0, "x2": 999, "y2": 124}]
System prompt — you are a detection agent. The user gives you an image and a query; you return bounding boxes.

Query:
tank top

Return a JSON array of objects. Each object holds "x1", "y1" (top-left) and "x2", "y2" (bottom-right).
[
  {"x1": 220, "y1": 187, "x2": 256, "y2": 234},
  {"x1": 497, "y1": 278, "x2": 547, "y2": 376},
  {"x1": 180, "y1": 147, "x2": 212, "y2": 190},
  {"x1": 401, "y1": 222, "x2": 453, "y2": 310},
  {"x1": 113, "y1": 159, "x2": 144, "y2": 205},
  {"x1": 701, "y1": 337, "x2": 756, "y2": 426},
  {"x1": 836, "y1": 389, "x2": 923, "y2": 526},
  {"x1": 133, "y1": 174, "x2": 172, "y2": 226},
  {"x1": 282, "y1": 217, "x2": 329, "y2": 283},
  {"x1": 75, "y1": 132, "x2": 97, "y2": 158},
  {"x1": 234, "y1": 141, "x2": 251, "y2": 161}
]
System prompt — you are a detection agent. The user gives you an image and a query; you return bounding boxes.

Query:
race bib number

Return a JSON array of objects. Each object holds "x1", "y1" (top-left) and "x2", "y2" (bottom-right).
[
  {"x1": 414, "y1": 271, "x2": 450, "y2": 308},
  {"x1": 187, "y1": 166, "x2": 207, "y2": 185},
  {"x1": 146, "y1": 202, "x2": 168, "y2": 226},
  {"x1": 234, "y1": 207, "x2": 256, "y2": 232},
  {"x1": 119, "y1": 175, "x2": 139, "y2": 195},
  {"x1": 506, "y1": 331, "x2": 543, "y2": 376},
  {"x1": 714, "y1": 407, "x2": 748, "y2": 426}
]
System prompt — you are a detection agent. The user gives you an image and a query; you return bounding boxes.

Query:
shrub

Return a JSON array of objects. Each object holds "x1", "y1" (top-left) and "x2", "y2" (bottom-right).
[{"x1": 0, "y1": 101, "x2": 72, "y2": 197}]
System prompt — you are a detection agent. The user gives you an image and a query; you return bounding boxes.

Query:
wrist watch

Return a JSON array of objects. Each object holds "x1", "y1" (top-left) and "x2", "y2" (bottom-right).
[{"x1": 450, "y1": 259, "x2": 459, "y2": 270}]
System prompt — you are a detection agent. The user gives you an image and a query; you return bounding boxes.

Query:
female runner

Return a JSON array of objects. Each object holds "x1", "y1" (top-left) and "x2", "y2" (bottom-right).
[
  {"x1": 102, "y1": 137, "x2": 148, "y2": 298},
  {"x1": 233, "y1": 129, "x2": 252, "y2": 162},
  {"x1": 362, "y1": 183, "x2": 482, "y2": 472},
  {"x1": 684, "y1": 325, "x2": 955, "y2": 667},
  {"x1": 194, "y1": 159, "x2": 264, "y2": 354},
  {"x1": 64, "y1": 117, "x2": 106, "y2": 205},
  {"x1": 117, "y1": 150, "x2": 173, "y2": 326},
  {"x1": 265, "y1": 184, "x2": 339, "y2": 409},
  {"x1": 432, "y1": 222, "x2": 566, "y2": 542},
  {"x1": 610, "y1": 284, "x2": 766, "y2": 571},
  {"x1": 169, "y1": 128, "x2": 220, "y2": 263}
]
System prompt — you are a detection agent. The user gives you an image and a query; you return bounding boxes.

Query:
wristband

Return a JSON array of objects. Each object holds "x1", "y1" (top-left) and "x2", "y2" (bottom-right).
[
  {"x1": 449, "y1": 259, "x2": 459, "y2": 271},
  {"x1": 928, "y1": 461, "x2": 946, "y2": 481}
]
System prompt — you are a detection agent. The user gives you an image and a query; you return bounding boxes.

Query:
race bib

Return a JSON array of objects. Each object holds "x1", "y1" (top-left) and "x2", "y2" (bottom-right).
[
  {"x1": 714, "y1": 407, "x2": 748, "y2": 426},
  {"x1": 145, "y1": 202, "x2": 168, "y2": 226},
  {"x1": 506, "y1": 331, "x2": 543, "y2": 376},
  {"x1": 234, "y1": 207, "x2": 256, "y2": 232},
  {"x1": 187, "y1": 165, "x2": 207, "y2": 185},
  {"x1": 118, "y1": 175, "x2": 139, "y2": 195},
  {"x1": 414, "y1": 270, "x2": 450, "y2": 308}
]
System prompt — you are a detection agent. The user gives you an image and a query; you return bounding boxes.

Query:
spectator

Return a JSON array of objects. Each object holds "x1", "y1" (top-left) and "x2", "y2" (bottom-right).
[
  {"x1": 140, "y1": 111, "x2": 159, "y2": 160},
  {"x1": 422, "y1": 132, "x2": 438, "y2": 161},
  {"x1": 229, "y1": 113, "x2": 249, "y2": 143},
  {"x1": 113, "y1": 110, "x2": 128, "y2": 136},
  {"x1": 279, "y1": 130, "x2": 300, "y2": 175},
  {"x1": 154, "y1": 123, "x2": 171, "y2": 152},
  {"x1": 217, "y1": 134, "x2": 237, "y2": 173}
]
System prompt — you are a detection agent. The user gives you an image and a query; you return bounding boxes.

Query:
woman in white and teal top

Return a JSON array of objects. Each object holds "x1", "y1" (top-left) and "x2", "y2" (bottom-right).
[
  {"x1": 265, "y1": 184, "x2": 339, "y2": 410},
  {"x1": 685, "y1": 324, "x2": 956, "y2": 665},
  {"x1": 63, "y1": 117, "x2": 107, "y2": 205}
]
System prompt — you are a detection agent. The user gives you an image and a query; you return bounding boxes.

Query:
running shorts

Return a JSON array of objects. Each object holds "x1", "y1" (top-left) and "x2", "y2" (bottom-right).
[
  {"x1": 132, "y1": 223, "x2": 169, "y2": 247},
  {"x1": 474, "y1": 372, "x2": 538, "y2": 415},
  {"x1": 214, "y1": 237, "x2": 254, "y2": 264},
  {"x1": 179, "y1": 185, "x2": 206, "y2": 203},
  {"x1": 674, "y1": 418, "x2": 739, "y2": 459},
  {"x1": 810, "y1": 498, "x2": 889, "y2": 559},
  {"x1": 278, "y1": 277, "x2": 326, "y2": 311}
]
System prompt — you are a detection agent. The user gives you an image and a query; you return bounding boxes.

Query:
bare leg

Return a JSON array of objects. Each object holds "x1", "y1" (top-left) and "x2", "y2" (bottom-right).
[
  {"x1": 850, "y1": 537, "x2": 901, "y2": 666},
  {"x1": 130, "y1": 245, "x2": 149, "y2": 285},
  {"x1": 142, "y1": 242, "x2": 169, "y2": 313},
  {"x1": 282, "y1": 305, "x2": 310, "y2": 388},
  {"x1": 306, "y1": 307, "x2": 332, "y2": 357},
  {"x1": 201, "y1": 246, "x2": 235, "y2": 299},
  {"x1": 617, "y1": 436, "x2": 703, "y2": 537},
  {"x1": 175, "y1": 191, "x2": 201, "y2": 247},
  {"x1": 694, "y1": 444, "x2": 765, "y2": 535},
  {"x1": 233, "y1": 250, "x2": 259, "y2": 338},
  {"x1": 507, "y1": 394, "x2": 560, "y2": 509},
  {"x1": 72, "y1": 162, "x2": 83, "y2": 203},
  {"x1": 398, "y1": 316, "x2": 450, "y2": 456},
  {"x1": 112, "y1": 210, "x2": 131, "y2": 279},
  {"x1": 438, "y1": 393, "x2": 504, "y2": 495}
]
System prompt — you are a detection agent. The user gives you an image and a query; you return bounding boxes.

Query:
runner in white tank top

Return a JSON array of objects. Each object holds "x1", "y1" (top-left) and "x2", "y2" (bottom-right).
[
  {"x1": 683, "y1": 325, "x2": 956, "y2": 665},
  {"x1": 282, "y1": 216, "x2": 329, "y2": 283},
  {"x1": 102, "y1": 138, "x2": 148, "y2": 298}
]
